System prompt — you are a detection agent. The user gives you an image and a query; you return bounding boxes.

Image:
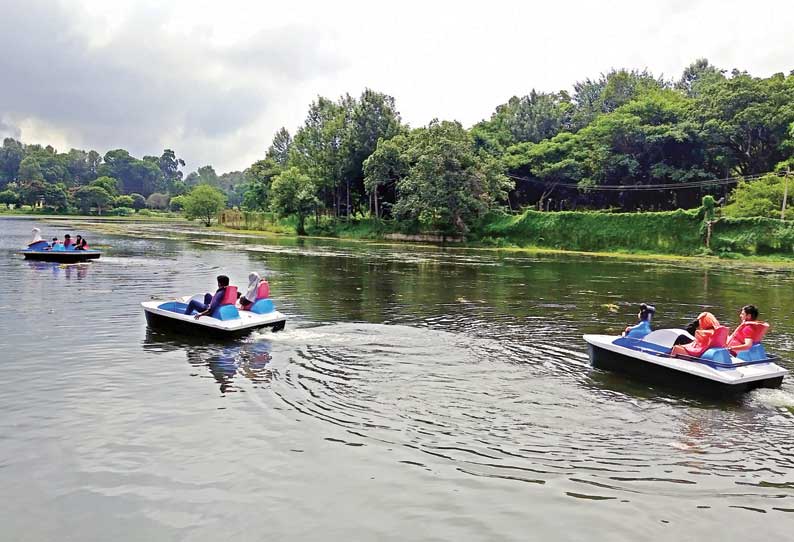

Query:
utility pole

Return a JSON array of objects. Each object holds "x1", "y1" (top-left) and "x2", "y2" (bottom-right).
[{"x1": 783, "y1": 167, "x2": 790, "y2": 220}]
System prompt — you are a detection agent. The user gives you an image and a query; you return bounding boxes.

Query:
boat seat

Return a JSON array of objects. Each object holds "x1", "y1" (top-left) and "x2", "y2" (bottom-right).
[
  {"x1": 211, "y1": 286, "x2": 240, "y2": 321},
  {"x1": 737, "y1": 343, "x2": 769, "y2": 362},
  {"x1": 699, "y1": 347, "x2": 732, "y2": 364},
  {"x1": 710, "y1": 326, "x2": 729, "y2": 348},
  {"x1": 625, "y1": 320, "x2": 651, "y2": 339},
  {"x1": 249, "y1": 299, "x2": 275, "y2": 314}
]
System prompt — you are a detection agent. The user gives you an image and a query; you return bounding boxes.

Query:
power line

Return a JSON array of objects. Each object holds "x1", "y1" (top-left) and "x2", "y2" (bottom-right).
[{"x1": 506, "y1": 172, "x2": 770, "y2": 191}]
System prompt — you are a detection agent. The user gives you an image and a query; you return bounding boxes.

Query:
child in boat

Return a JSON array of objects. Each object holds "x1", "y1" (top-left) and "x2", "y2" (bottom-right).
[
  {"x1": 671, "y1": 312, "x2": 724, "y2": 358},
  {"x1": 48, "y1": 237, "x2": 62, "y2": 250},
  {"x1": 623, "y1": 303, "x2": 655, "y2": 337}
]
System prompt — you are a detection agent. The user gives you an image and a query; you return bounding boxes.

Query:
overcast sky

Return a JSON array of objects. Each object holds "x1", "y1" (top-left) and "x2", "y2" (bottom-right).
[{"x1": 1, "y1": 0, "x2": 791, "y2": 173}]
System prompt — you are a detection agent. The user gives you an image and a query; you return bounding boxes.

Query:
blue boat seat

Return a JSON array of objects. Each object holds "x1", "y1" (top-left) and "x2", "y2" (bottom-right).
[
  {"x1": 737, "y1": 343, "x2": 768, "y2": 362},
  {"x1": 700, "y1": 347, "x2": 732, "y2": 364},
  {"x1": 249, "y1": 299, "x2": 275, "y2": 314},
  {"x1": 625, "y1": 320, "x2": 652, "y2": 339},
  {"x1": 212, "y1": 304, "x2": 240, "y2": 321}
]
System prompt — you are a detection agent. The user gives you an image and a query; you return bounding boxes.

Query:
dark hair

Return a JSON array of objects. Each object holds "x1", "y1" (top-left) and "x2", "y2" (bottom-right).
[
  {"x1": 217, "y1": 275, "x2": 230, "y2": 287},
  {"x1": 52, "y1": 237, "x2": 58, "y2": 241},
  {"x1": 639, "y1": 303, "x2": 656, "y2": 321},
  {"x1": 742, "y1": 304, "x2": 758, "y2": 320},
  {"x1": 65, "y1": 234, "x2": 71, "y2": 239}
]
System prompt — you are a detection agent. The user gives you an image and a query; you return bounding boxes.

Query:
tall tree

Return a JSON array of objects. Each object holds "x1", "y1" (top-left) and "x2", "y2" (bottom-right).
[{"x1": 266, "y1": 127, "x2": 292, "y2": 166}]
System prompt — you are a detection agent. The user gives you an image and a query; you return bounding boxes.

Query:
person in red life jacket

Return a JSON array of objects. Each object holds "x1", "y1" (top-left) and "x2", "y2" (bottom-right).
[
  {"x1": 63, "y1": 234, "x2": 73, "y2": 248},
  {"x1": 671, "y1": 311, "x2": 725, "y2": 358},
  {"x1": 73, "y1": 236, "x2": 89, "y2": 250},
  {"x1": 185, "y1": 275, "x2": 230, "y2": 319},
  {"x1": 727, "y1": 305, "x2": 767, "y2": 354}
]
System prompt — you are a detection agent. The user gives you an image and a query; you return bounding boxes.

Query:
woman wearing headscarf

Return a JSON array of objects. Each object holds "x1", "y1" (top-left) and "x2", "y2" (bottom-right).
[
  {"x1": 671, "y1": 312, "x2": 726, "y2": 358},
  {"x1": 239, "y1": 272, "x2": 262, "y2": 310}
]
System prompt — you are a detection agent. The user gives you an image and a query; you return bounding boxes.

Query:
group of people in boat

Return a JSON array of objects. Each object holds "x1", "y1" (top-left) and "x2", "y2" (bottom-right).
[
  {"x1": 29, "y1": 228, "x2": 90, "y2": 250},
  {"x1": 186, "y1": 272, "x2": 268, "y2": 319},
  {"x1": 624, "y1": 303, "x2": 768, "y2": 359}
]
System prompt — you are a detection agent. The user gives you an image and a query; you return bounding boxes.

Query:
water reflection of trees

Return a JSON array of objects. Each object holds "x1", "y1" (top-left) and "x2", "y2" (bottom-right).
[{"x1": 143, "y1": 330, "x2": 275, "y2": 394}]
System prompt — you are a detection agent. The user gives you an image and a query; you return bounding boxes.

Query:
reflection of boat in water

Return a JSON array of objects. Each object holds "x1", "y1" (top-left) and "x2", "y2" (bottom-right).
[
  {"x1": 21, "y1": 240, "x2": 101, "y2": 263},
  {"x1": 143, "y1": 329, "x2": 275, "y2": 393},
  {"x1": 584, "y1": 328, "x2": 787, "y2": 394},
  {"x1": 141, "y1": 285, "x2": 287, "y2": 338}
]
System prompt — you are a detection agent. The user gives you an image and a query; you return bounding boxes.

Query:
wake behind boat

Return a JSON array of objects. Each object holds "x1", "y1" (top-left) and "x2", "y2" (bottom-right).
[
  {"x1": 142, "y1": 282, "x2": 287, "y2": 338},
  {"x1": 584, "y1": 328, "x2": 786, "y2": 393}
]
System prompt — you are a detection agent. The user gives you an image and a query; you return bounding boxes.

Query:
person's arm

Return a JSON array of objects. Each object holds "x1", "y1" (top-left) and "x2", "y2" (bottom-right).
[{"x1": 195, "y1": 289, "x2": 223, "y2": 319}]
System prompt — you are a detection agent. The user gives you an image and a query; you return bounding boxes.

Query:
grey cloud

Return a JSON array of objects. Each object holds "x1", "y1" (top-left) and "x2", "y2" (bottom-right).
[
  {"x1": 0, "y1": 118, "x2": 21, "y2": 139},
  {"x1": 0, "y1": 0, "x2": 345, "y2": 168}
]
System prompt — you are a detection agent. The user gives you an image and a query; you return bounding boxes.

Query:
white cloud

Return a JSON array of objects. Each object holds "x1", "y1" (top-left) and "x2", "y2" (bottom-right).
[{"x1": 0, "y1": 0, "x2": 792, "y2": 172}]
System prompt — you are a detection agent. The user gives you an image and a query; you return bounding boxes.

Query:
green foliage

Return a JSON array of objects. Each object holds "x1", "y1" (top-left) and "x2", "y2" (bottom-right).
[
  {"x1": 99, "y1": 149, "x2": 165, "y2": 196},
  {"x1": 130, "y1": 193, "x2": 146, "y2": 210},
  {"x1": 269, "y1": 167, "x2": 318, "y2": 235},
  {"x1": 183, "y1": 184, "x2": 226, "y2": 226},
  {"x1": 723, "y1": 174, "x2": 792, "y2": 218},
  {"x1": 0, "y1": 189, "x2": 19, "y2": 208},
  {"x1": 390, "y1": 120, "x2": 511, "y2": 234},
  {"x1": 242, "y1": 158, "x2": 281, "y2": 211},
  {"x1": 146, "y1": 192, "x2": 170, "y2": 210},
  {"x1": 169, "y1": 194, "x2": 187, "y2": 211},
  {"x1": 114, "y1": 195, "x2": 135, "y2": 208},
  {"x1": 91, "y1": 176, "x2": 119, "y2": 197},
  {"x1": 74, "y1": 185, "x2": 113, "y2": 214}
]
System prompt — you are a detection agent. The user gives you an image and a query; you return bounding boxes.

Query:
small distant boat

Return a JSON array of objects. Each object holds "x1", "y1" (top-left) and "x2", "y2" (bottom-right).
[
  {"x1": 583, "y1": 328, "x2": 787, "y2": 394},
  {"x1": 142, "y1": 284, "x2": 287, "y2": 338},
  {"x1": 21, "y1": 240, "x2": 101, "y2": 263}
]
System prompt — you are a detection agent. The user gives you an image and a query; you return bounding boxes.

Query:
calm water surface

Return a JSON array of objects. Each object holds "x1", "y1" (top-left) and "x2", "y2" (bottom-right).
[{"x1": 1, "y1": 217, "x2": 793, "y2": 541}]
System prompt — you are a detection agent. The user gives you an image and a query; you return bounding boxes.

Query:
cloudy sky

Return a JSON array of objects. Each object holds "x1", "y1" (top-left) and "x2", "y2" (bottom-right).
[{"x1": 1, "y1": 0, "x2": 791, "y2": 173}]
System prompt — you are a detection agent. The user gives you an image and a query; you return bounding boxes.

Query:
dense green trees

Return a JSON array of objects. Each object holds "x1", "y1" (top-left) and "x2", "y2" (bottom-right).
[
  {"x1": 2, "y1": 60, "x2": 792, "y2": 229},
  {"x1": 268, "y1": 167, "x2": 318, "y2": 235},
  {"x1": 183, "y1": 185, "x2": 226, "y2": 226}
]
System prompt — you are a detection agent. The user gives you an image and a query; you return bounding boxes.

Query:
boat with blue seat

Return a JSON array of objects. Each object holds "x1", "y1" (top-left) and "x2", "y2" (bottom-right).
[
  {"x1": 21, "y1": 240, "x2": 101, "y2": 262},
  {"x1": 583, "y1": 322, "x2": 786, "y2": 393},
  {"x1": 141, "y1": 282, "x2": 287, "y2": 338}
]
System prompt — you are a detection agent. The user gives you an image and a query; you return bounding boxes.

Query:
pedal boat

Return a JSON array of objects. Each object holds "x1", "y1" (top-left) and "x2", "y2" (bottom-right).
[
  {"x1": 583, "y1": 325, "x2": 786, "y2": 393},
  {"x1": 142, "y1": 284, "x2": 287, "y2": 338},
  {"x1": 21, "y1": 240, "x2": 101, "y2": 263}
]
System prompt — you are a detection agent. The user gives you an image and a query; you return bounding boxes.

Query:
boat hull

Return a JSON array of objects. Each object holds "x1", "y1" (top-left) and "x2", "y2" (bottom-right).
[
  {"x1": 142, "y1": 301, "x2": 286, "y2": 339},
  {"x1": 22, "y1": 250, "x2": 101, "y2": 263},
  {"x1": 587, "y1": 340, "x2": 784, "y2": 395}
]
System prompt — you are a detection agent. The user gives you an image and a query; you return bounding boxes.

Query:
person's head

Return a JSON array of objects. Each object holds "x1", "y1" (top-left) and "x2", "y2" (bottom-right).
[
  {"x1": 76, "y1": 235, "x2": 82, "y2": 241},
  {"x1": 638, "y1": 303, "x2": 656, "y2": 322},
  {"x1": 740, "y1": 304, "x2": 758, "y2": 321},
  {"x1": 697, "y1": 311, "x2": 720, "y2": 330},
  {"x1": 217, "y1": 275, "x2": 230, "y2": 287},
  {"x1": 52, "y1": 237, "x2": 58, "y2": 242},
  {"x1": 65, "y1": 234, "x2": 71, "y2": 240}
]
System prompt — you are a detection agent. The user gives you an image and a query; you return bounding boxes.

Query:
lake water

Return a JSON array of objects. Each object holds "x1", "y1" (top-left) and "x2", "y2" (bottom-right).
[{"x1": 1, "y1": 216, "x2": 793, "y2": 541}]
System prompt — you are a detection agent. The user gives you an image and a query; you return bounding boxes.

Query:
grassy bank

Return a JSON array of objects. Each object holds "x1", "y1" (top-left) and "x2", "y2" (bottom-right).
[{"x1": 217, "y1": 207, "x2": 794, "y2": 263}]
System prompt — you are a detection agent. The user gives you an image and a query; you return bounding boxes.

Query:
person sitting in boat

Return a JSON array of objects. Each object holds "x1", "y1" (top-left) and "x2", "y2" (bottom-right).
[
  {"x1": 48, "y1": 237, "x2": 63, "y2": 250},
  {"x1": 185, "y1": 275, "x2": 231, "y2": 319},
  {"x1": 73, "y1": 236, "x2": 89, "y2": 250},
  {"x1": 623, "y1": 303, "x2": 655, "y2": 338},
  {"x1": 727, "y1": 305, "x2": 767, "y2": 354},
  {"x1": 239, "y1": 271, "x2": 264, "y2": 310},
  {"x1": 63, "y1": 234, "x2": 73, "y2": 249},
  {"x1": 671, "y1": 312, "x2": 727, "y2": 358}
]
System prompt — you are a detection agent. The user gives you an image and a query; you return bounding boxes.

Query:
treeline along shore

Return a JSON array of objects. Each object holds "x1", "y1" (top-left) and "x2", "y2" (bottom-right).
[{"x1": 2, "y1": 59, "x2": 794, "y2": 257}]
